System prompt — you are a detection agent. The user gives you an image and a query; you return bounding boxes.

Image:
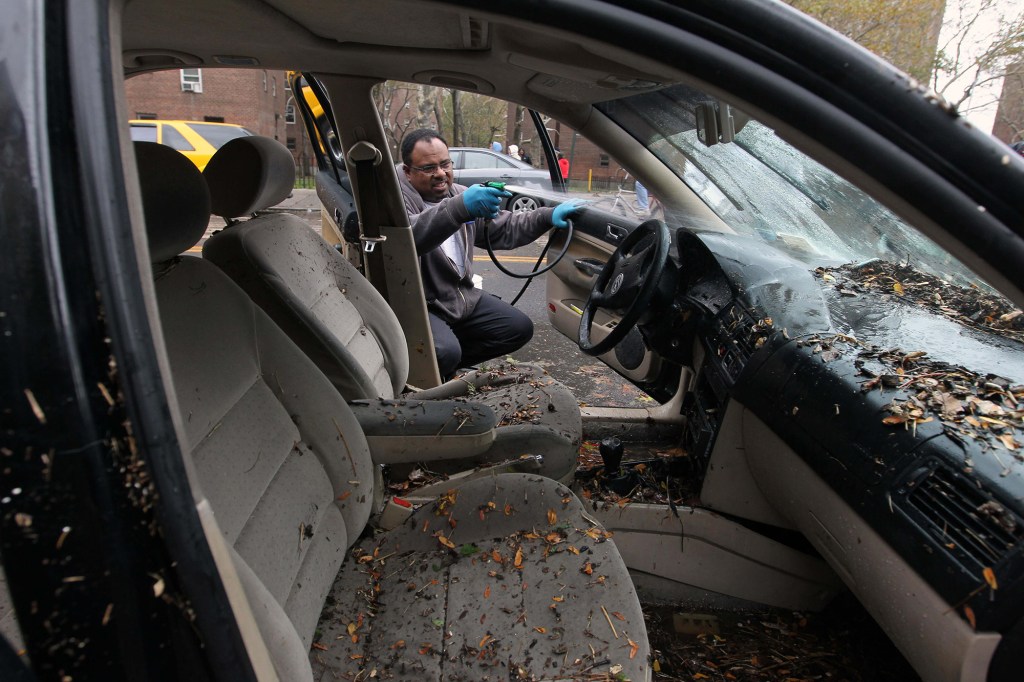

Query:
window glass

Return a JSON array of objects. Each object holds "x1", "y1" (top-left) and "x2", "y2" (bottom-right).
[
  {"x1": 187, "y1": 123, "x2": 252, "y2": 149},
  {"x1": 161, "y1": 125, "x2": 194, "y2": 151},
  {"x1": 462, "y1": 151, "x2": 499, "y2": 170},
  {"x1": 129, "y1": 124, "x2": 157, "y2": 143},
  {"x1": 180, "y1": 68, "x2": 202, "y2": 93}
]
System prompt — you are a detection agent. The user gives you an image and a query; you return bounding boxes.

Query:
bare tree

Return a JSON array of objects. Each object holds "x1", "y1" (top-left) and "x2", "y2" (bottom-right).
[
  {"x1": 450, "y1": 90, "x2": 463, "y2": 146},
  {"x1": 930, "y1": 0, "x2": 1024, "y2": 115},
  {"x1": 457, "y1": 93, "x2": 508, "y2": 147},
  {"x1": 373, "y1": 81, "x2": 423, "y2": 159},
  {"x1": 789, "y1": 0, "x2": 1024, "y2": 136},
  {"x1": 786, "y1": 0, "x2": 945, "y2": 82},
  {"x1": 512, "y1": 104, "x2": 525, "y2": 148}
]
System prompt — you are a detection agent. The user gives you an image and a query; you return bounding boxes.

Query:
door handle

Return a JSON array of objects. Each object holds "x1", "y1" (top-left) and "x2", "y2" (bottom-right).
[
  {"x1": 574, "y1": 258, "x2": 604, "y2": 277},
  {"x1": 606, "y1": 224, "x2": 628, "y2": 242}
]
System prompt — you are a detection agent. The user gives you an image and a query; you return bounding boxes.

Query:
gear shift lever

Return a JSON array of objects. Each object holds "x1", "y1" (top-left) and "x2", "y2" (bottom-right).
[{"x1": 599, "y1": 437, "x2": 624, "y2": 476}]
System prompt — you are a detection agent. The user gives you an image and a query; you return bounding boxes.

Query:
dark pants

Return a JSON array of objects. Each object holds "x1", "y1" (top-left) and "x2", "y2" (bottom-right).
[{"x1": 429, "y1": 293, "x2": 533, "y2": 379}]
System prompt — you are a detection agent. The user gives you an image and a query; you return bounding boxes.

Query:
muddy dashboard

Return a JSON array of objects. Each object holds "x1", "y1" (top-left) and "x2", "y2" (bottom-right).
[{"x1": 647, "y1": 229, "x2": 1024, "y2": 635}]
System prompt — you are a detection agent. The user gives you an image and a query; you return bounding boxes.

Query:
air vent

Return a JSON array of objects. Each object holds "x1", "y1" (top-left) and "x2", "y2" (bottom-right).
[
  {"x1": 908, "y1": 466, "x2": 1023, "y2": 569},
  {"x1": 709, "y1": 302, "x2": 765, "y2": 382}
]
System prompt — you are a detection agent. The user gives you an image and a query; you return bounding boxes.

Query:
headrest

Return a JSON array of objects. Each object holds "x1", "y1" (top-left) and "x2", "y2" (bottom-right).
[
  {"x1": 134, "y1": 142, "x2": 212, "y2": 263},
  {"x1": 203, "y1": 136, "x2": 296, "y2": 218}
]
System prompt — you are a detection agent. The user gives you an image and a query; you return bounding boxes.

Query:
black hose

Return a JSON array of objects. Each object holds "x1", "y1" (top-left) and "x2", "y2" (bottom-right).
[
  {"x1": 509, "y1": 238, "x2": 554, "y2": 306},
  {"x1": 483, "y1": 217, "x2": 574, "y2": 280}
]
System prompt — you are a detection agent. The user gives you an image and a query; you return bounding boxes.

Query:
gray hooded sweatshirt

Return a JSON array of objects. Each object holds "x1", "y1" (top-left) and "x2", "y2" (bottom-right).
[{"x1": 399, "y1": 172, "x2": 557, "y2": 323}]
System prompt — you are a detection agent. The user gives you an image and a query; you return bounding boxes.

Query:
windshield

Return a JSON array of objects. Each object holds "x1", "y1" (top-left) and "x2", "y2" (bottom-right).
[{"x1": 596, "y1": 85, "x2": 981, "y2": 289}]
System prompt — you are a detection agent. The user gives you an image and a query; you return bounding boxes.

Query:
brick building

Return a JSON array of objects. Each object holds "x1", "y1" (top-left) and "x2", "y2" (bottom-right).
[
  {"x1": 124, "y1": 67, "x2": 316, "y2": 180},
  {"x1": 504, "y1": 105, "x2": 625, "y2": 190}
]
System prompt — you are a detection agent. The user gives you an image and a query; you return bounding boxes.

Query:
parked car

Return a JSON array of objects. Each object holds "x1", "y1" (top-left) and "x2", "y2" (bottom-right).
[
  {"x1": 449, "y1": 146, "x2": 555, "y2": 212},
  {"x1": 3, "y1": 2, "x2": 1024, "y2": 682},
  {"x1": 128, "y1": 119, "x2": 253, "y2": 170}
]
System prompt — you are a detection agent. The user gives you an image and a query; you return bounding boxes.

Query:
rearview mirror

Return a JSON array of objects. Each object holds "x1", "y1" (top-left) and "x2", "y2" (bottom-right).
[{"x1": 696, "y1": 101, "x2": 750, "y2": 146}]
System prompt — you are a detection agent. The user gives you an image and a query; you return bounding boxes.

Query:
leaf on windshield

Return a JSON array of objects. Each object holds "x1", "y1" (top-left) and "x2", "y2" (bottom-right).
[
  {"x1": 935, "y1": 392, "x2": 964, "y2": 417},
  {"x1": 998, "y1": 434, "x2": 1019, "y2": 451}
]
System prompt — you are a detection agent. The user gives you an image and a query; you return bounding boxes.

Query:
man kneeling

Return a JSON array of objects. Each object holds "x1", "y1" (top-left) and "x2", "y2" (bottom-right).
[{"x1": 399, "y1": 128, "x2": 580, "y2": 379}]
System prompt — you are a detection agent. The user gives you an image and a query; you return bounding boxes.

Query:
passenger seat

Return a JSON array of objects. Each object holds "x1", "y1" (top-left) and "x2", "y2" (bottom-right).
[
  {"x1": 135, "y1": 141, "x2": 649, "y2": 681},
  {"x1": 201, "y1": 136, "x2": 581, "y2": 481}
]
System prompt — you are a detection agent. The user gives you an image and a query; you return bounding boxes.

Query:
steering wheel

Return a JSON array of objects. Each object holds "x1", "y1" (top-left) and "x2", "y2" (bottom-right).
[{"x1": 578, "y1": 219, "x2": 671, "y2": 356}]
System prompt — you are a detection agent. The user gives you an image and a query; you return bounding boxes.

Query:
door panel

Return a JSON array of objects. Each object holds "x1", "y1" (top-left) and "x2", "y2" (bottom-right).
[{"x1": 545, "y1": 215, "x2": 663, "y2": 385}]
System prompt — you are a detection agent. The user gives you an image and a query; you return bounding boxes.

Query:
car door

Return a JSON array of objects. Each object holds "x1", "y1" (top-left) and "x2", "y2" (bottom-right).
[
  {"x1": 288, "y1": 73, "x2": 359, "y2": 251},
  {"x1": 520, "y1": 113, "x2": 677, "y2": 400},
  {"x1": 291, "y1": 73, "x2": 442, "y2": 389},
  {"x1": 543, "y1": 192, "x2": 677, "y2": 400},
  {"x1": 453, "y1": 110, "x2": 677, "y2": 400}
]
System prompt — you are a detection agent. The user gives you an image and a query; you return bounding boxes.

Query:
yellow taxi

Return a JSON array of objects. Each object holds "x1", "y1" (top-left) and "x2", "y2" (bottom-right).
[{"x1": 128, "y1": 120, "x2": 253, "y2": 171}]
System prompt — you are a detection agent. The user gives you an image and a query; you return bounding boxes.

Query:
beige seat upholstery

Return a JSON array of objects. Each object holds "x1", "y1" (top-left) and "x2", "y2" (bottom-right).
[
  {"x1": 201, "y1": 136, "x2": 581, "y2": 481},
  {"x1": 136, "y1": 142, "x2": 649, "y2": 681}
]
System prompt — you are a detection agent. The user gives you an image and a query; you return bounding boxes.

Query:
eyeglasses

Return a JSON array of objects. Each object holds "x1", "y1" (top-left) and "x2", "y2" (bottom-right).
[{"x1": 409, "y1": 159, "x2": 453, "y2": 174}]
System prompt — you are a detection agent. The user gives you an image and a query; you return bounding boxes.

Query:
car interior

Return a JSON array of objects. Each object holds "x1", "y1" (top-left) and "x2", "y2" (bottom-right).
[
  {"x1": 133, "y1": 138, "x2": 650, "y2": 681},
  {"x1": 3, "y1": 1, "x2": 1023, "y2": 682},
  {"x1": 199, "y1": 134, "x2": 584, "y2": 486}
]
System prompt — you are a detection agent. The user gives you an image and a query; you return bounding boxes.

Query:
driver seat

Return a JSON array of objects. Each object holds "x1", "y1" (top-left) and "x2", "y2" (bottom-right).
[{"x1": 201, "y1": 136, "x2": 581, "y2": 482}]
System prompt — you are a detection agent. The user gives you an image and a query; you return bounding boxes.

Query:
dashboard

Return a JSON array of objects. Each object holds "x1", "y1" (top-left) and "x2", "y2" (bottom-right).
[{"x1": 638, "y1": 226, "x2": 1024, "y2": 642}]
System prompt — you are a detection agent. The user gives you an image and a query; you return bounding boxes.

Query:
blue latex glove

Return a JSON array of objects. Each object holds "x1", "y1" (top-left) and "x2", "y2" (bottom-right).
[
  {"x1": 552, "y1": 199, "x2": 585, "y2": 228},
  {"x1": 462, "y1": 185, "x2": 511, "y2": 218}
]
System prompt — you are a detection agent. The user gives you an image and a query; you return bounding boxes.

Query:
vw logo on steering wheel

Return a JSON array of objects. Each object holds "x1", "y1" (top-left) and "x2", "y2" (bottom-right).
[{"x1": 610, "y1": 272, "x2": 624, "y2": 295}]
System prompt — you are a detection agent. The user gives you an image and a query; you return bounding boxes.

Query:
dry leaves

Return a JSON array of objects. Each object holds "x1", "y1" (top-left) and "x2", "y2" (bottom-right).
[
  {"x1": 855, "y1": 342, "x2": 1023, "y2": 468},
  {"x1": 815, "y1": 261, "x2": 1024, "y2": 343}
]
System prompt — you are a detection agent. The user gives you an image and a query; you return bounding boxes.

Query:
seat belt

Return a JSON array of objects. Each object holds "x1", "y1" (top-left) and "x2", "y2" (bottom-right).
[{"x1": 348, "y1": 141, "x2": 390, "y2": 301}]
